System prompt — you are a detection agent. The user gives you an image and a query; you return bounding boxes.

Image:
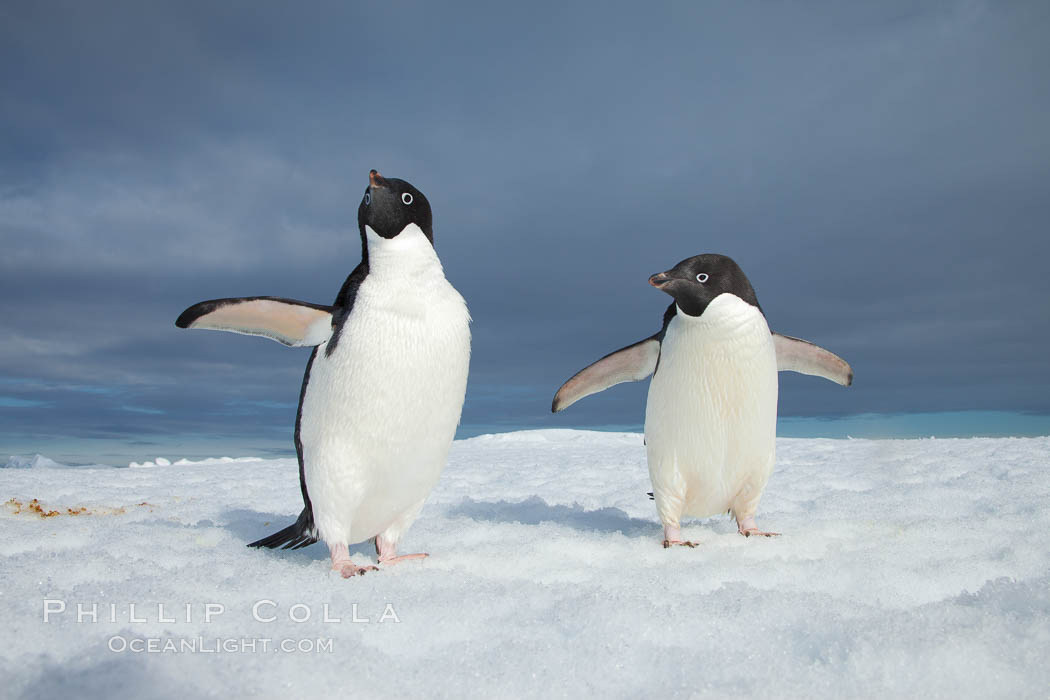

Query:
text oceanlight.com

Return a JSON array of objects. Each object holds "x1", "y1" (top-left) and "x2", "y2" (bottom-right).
[{"x1": 108, "y1": 636, "x2": 334, "y2": 654}]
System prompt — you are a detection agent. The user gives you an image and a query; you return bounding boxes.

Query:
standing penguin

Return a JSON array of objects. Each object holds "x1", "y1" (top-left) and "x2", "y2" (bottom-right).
[
  {"x1": 552, "y1": 254, "x2": 851, "y2": 546},
  {"x1": 176, "y1": 170, "x2": 470, "y2": 576}
]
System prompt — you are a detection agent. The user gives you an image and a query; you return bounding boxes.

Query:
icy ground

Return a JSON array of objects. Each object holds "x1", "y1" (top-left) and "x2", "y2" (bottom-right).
[{"x1": 2, "y1": 430, "x2": 1049, "y2": 699}]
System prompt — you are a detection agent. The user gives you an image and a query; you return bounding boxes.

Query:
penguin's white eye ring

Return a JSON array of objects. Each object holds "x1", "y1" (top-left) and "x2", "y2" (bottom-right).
[
  {"x1": 696, "y1": 273, "x2": 709, "y2": 283},
  {"x1": 401, "y1": 192, "x2": 413, "y2": 205},
  {"x1": 364, "y1": 192, "x2": 371, "y2": 205}
]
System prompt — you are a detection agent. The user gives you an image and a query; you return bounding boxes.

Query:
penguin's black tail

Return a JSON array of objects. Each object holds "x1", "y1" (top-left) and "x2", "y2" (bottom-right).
[{"x1": 247, "y1": 508, "x2": 319, "y2": 550}]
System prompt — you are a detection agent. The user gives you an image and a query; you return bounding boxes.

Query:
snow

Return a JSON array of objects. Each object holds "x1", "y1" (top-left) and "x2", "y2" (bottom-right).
[
  {"x1": 1, "y1": 429, "x2": 1048, "y2": 698},
  {"x1": 129, "y1": 456, "x2": 265, "y2": 469},
  {"x1": 3, "y1": 453, "x2": 111, "y2": 470}
]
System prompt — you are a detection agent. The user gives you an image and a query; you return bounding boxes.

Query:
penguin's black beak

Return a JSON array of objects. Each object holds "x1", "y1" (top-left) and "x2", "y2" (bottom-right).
[
  {"x1": 649, "y1": 272, "x2": 671, "y2": 289},
  {"x1": 369, "y1": 169, "x2": 386, "y2": 188}
]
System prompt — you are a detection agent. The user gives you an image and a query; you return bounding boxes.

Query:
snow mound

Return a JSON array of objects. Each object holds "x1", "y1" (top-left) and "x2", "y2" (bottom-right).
[
  {"x1": 4, "y1": 454, "x2": 111, "y2": 469},
  {"x1": 461, "y1": 428, "x2": 643, "y2": 445},
  {"x1": 129, "y1": 456, "x2": 265, "y2": 468}
]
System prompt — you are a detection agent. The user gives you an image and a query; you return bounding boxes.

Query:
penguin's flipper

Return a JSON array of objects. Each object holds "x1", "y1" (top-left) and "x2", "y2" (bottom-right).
[
  {"x1": 552, "y1": 337, "x2": 661, "y2": 412},
  {"x1": 176, "y1": 297, "x2": 334, "y2": 347},
  {"x1": 772, "y1": 333, "x2": 853, "y2": 386}
]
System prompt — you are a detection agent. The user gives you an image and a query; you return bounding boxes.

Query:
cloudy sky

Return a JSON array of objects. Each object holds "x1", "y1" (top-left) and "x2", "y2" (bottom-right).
[{"x1": 2, "y1": 1, "x2": 1048, "y2": 461}]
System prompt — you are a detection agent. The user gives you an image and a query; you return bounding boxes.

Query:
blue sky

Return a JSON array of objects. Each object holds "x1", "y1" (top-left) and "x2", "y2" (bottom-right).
[{"x1": 2, "y1": 1, "x2": 1049, "y2": 461}]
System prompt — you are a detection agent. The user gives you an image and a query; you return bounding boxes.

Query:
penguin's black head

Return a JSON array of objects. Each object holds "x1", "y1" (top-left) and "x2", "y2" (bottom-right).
[
  {"x1": 357, "y1": 169, "x2": 433, "y2": 242},
  {"x1": 648, "y1": 254, "x2": 761, "y2": 317}
]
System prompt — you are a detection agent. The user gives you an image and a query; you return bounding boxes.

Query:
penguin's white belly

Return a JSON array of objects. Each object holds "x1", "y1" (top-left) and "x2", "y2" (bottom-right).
[
  {"x1": 644, "y1": 295, "x2": 778, "y2": 522},
  {"x1": 300, "y1": 258, "x2": 470, "y2": 545}
]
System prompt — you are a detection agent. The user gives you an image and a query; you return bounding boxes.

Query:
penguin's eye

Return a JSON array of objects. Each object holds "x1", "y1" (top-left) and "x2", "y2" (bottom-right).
[
  {"x1": 401, "y1": 192, "x2": 413, "y2": 205},
  {"x1": 696, "y1": 273, "x2": 709, "y2": 283},
  {"x1": 364, "y1": 192, "x2": 371, "y2": 205}
]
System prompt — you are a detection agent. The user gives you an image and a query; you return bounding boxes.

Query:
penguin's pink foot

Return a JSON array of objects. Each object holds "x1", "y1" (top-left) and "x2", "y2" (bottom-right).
[
  {"x1": 335, "y1": 562, "x2": 379, "y2": 578},
  {"x1": 661, "y1": 525, "x2": 699, "y2": 549},
  {"x1": 374, "y1": 537, "x2": 428, "y2": 566},
  {"x1": 738, "y1": 529, "x2": 779, "y2": 538},
  {"x1": 379, "y1": 553, "x2": 429, "y2": 565},
  {"x1": 329, "y1": 543, "x2": 379, "y2": 578},
  {"x1": 735, "y1": 515, "x2": 780, "y2": 538}
]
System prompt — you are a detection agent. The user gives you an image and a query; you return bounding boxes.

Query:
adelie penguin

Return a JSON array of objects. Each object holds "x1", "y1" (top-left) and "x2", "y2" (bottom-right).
[
  {"x1": 552, "y1": 254, "x2": 852, "y2": 547},
  {"x1": 176, "y1": 170, "x2": 470, "y2": 577}
]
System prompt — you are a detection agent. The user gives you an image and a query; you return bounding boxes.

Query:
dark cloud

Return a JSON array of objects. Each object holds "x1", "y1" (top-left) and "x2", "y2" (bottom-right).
[{"x1": 2, "y1": 1, "x2": 1049, "y2": 462}]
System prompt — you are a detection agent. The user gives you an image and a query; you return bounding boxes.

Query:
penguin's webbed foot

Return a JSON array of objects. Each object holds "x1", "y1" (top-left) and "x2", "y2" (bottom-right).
[
  {"x1": 335, "y1": 562, "x2": 380, "y2": 578},
  {"x1": 735, "y1": 515, "x2": 780, "y2": 538},
  {"x1": 329, "y1": 542, "x2": 379, "y2": 579},
  {"x1": 379, "y1": 553, "x2": 429, "y2": 565},
  {"x1": 374, "y1": 536, "x2": 428, "y2": 566},
  {"x1": 661, "y1": 525, "x2": 699, "y2": 549},
  {"x1": 738, "y1": 528, "x2": 780, "y2": 538}
]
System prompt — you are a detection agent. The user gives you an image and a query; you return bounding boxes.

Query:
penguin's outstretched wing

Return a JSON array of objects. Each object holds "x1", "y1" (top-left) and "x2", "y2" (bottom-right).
[
  {"x1": 176, "y1": 297, "x2": 334, "y2": 347},
  {"x1": 552, "y1": 335, "x2": 662, "y2": 412},
  {"x1": 772, "y1": 333, "x2": 853, "y2": 386},
  {"x1": 553, "y1": 299, "x2": 853, "y2": 412},
  {"x1": 552, "y1": 303, "x2": 676, "y2": 413}
]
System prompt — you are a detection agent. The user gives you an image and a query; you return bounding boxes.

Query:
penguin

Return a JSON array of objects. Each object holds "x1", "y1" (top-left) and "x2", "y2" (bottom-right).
[
  {"x1": 551, "y1": 254, "x2": 852, "y2": 546},
  {"x1": 176, "y1": 170, "x2": 470, "y2": 576}
]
